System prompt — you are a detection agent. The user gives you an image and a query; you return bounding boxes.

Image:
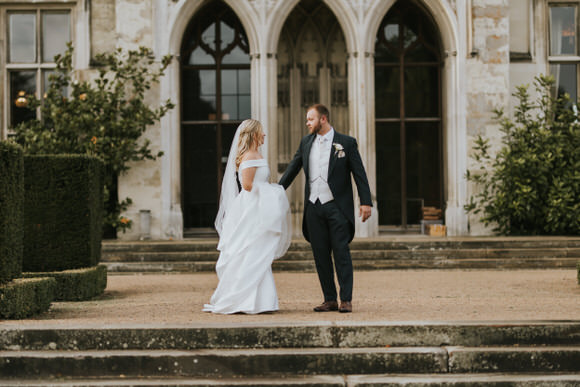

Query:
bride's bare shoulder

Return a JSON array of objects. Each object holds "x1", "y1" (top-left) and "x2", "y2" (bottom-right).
[{"x1": 241, "y1": 150, "x2": 263, "y2": 162}]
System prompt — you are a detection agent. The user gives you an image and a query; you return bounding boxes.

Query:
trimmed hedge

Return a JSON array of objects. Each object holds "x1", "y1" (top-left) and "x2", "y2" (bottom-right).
[
  {"x1": 23, "y1": 155, "x2": 103, "y2": 272},
  {"x1": 0, "y1": 142, "x2": 24, "y2": 285},
  {"x1": 23, "y1": 265, "x2": 107, "y2": 301},
  {"x1": 0, "y1": 277, "x2": 56, "y2": 319}
]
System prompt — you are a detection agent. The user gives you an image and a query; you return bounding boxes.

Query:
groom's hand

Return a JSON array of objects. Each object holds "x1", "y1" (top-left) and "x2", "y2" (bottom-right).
[{"x1": 359, "y1": 205, "x2": 372, "y2": 222}]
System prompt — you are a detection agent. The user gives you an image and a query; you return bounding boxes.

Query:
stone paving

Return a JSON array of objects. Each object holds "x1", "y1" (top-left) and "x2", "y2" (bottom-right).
[{"x1": 3, "y1": 269, "x2": 579, "y2": 327}]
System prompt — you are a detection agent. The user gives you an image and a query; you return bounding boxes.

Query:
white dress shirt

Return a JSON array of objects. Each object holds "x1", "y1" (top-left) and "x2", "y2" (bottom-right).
[{"x1": 309, "y1": 128, "x2": 335, "y2": 204}]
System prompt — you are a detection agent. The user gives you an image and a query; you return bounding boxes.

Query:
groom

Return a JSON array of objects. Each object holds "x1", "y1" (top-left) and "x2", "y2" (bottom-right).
[{"x1": 279, "y1": 104, "x2": 372, "y2": 313}]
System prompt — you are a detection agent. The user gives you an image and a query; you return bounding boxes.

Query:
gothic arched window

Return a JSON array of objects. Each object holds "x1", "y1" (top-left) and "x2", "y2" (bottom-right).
[{"x1": 181, "y1": 0, "x2": 250, "y2": 230}]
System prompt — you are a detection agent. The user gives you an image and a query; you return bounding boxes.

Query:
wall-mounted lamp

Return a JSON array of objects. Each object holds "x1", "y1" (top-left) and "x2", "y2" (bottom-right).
[{"x1": 14, "y1": 91, "x2": 28, "y2": 108}]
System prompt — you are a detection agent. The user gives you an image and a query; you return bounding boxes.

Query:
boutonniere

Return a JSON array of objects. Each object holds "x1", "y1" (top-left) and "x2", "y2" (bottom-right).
[{"x1": 333, "y1": 143, "x2": 345, "y2": 158}]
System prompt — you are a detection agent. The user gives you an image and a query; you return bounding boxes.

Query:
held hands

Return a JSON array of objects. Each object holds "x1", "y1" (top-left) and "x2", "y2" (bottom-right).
[{"x1": 359, "y1": 205, "x2": 372, "y2": 223}]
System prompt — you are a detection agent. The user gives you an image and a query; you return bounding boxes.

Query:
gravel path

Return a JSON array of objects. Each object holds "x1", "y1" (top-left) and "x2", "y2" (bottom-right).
[{"x1": 5, "y1": 269, "x2": 579, "y2": 326}]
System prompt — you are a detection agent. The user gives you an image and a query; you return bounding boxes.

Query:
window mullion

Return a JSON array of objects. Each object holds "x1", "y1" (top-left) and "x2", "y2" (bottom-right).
[
  {"x1": 548, "y1": 55, "x2": 580, "y2": 62},
  {"x1": 37, "y1": 9, "x2": 42, "y2": 64}
]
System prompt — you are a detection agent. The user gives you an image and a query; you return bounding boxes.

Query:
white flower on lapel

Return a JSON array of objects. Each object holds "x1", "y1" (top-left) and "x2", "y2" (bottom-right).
[{"x1": 333, "y1": 143, "x2": 345, "y2": 158}]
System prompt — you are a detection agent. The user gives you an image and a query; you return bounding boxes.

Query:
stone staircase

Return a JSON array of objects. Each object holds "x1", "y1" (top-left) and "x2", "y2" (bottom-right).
[
  {"x1": 101, "y1": 237, "x2": 580, "y2": 273},
  {"x1": 1, "y1": 322, "x2": 580, "y2": 386}
]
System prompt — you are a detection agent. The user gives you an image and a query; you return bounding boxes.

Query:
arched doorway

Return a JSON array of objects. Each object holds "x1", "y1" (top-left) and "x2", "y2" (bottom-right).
[
  {"x1": 375, "y1": 0, "x2": 443, "y2": 230},
  {"x1": 180, "y1": 0, "x2": 251, "y2": 231},
  {"x1": 277, "y1": 0, "x2": 349, "y2": 231}
]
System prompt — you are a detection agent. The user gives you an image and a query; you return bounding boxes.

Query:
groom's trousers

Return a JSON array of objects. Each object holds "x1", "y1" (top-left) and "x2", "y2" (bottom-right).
[{"x1": 305, "y1": 199, "x2": 353, "y2": 302}]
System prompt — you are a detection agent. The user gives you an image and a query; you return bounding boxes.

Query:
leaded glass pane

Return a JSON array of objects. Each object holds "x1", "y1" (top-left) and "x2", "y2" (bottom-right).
[
  {"x1": 550, "y1": 63, "x2": 577, "y2": 103},
  {"x1": 10, "y1": 71, "x2": 37, "y2": 127},
  {"x1": 220, "y1": 21, "x2": 235, "y2": 50},
  {"x1": 181, "y1": 124, "x2": 217, "y2": 227},
  {"x1": 202, "y1": 23, "x2": 216, "y2": 50},
  {"x1": 406, "y1": 122, "x2": 441, "y2": 224},
  {"x1": 9, "y1": 13, "x2": 36, "y2": 63},
  {"x1": 42, "y1": 12, "x2": 70, "y2": 62},
  {"x1": 221, "y1": 70, "x2": 237, "y2": 94},
  {"x1": 199, "y1": 69, "x2": 216, "y2": 95},
  {"x1": 221, "y1": 45, "x2": 250, "y2": 64},
  {"x1": 221, "y1": 95, "x2": 237, "y2": 120},
  {"x1": 385, "y1": 23, "x2": 399, "y2": 45},
  {"x1": 182, "y1": 69, "x2": 216, "y2": 121},
  {"x1": 375, "y1": 66, "x2": 399, "y2": 118},
  {"x1": 189, "y1": 46, "x2": 215, "y2": 65},
  {"x1": 238, "y1": 96, "x2": 251, "y2": 120},
  {"x1": 550, "y1": 6, "x2": 577, "y2": 56},
  {"x1": 376, "y1": 122, "x2": 401, "y2": 225},
  {"x1": 238, "y1": 69, "x2": 250, "y2": 94},
  {"x1": 404, "y1": 66, "x2": 439, "y2": 117}
]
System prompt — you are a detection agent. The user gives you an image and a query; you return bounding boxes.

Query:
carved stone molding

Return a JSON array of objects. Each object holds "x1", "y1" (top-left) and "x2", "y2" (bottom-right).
[
  {"x1": 248, "y1": 0, "x2": 280, "y2": 20},
  {"x1": 345, "y1": 0, "x2": 374, "y2": 20},
  {"x1": 447, "y1": 0, "x2": 457, "y2": 14}
]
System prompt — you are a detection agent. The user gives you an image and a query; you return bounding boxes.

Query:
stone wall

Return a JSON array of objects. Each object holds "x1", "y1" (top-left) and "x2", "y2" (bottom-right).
[
  {"x1": 99, "y1": 0, "x2": 164, "y2": 240},
  {"x1": 465, "y1": 0, "x2": 510, "y2": 235},
  {"x1": 90, "y1": 0, "x2": 116, "y2": 56}
]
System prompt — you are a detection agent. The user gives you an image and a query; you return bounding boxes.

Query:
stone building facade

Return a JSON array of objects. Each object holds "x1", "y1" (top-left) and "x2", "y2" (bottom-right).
[{"x1": 0, "y1": 0, "x2": 574, "y2": 239}]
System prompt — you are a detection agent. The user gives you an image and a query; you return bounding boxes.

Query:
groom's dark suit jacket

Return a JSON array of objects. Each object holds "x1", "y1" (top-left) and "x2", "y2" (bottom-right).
[{"x1": 279, "y1": 131, "x2": 372, "y2": 243}]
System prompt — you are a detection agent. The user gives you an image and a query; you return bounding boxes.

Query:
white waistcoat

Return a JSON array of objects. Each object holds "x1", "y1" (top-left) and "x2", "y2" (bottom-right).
[{"x1": 309, "y1": 129, "x2": 334, "y2": 204}]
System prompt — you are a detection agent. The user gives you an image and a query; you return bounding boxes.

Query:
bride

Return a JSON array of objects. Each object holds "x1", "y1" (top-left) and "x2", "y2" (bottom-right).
[{"x1": 203, "y1": 119, "x2": 292, "y2": 314}]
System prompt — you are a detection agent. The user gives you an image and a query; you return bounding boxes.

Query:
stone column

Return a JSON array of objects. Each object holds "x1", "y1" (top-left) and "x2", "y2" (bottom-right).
[
  {"x1": 157, "y1": 0, "x2": 183, "y2": 240},
  {"x1": 348, "y1": 51, "x2": 379, "y2": 238},
  {"x1": 444, "y1": 0, "x2": 469, "y2": 236}
]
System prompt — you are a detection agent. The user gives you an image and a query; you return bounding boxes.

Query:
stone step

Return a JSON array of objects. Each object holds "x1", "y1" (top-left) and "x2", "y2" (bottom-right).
[
  {"x1": 0, "y1": 376, "x2": 345, "y2": 386},
  {"x1": 103, "y1": 256, "x2": 579, "y2": 272},
  {"x1": 100, "y1": 238, "x2": 580, "y2": 272},
  {"x1": 101, "y1": 248, "x2": 580, "y2": 263},
  {"x1": 3, "y1": 323, "x2": 579, "y2": 351},
  {"x1": 447, "y1": 346, "x2": 580, "y2": 373},
  {"x1": 348, "y1": 374, "x2": 580, "y2": 386},
  {"x1": 3, "y1": 346, "x2": 580, "y2": 379},
  {"x1": 102, "y1": 237, "x2": 580, "y2": 253},
  {"x1": 4, "y1": 374, "x2": 580, "y2": 386},
  {"x1": 0, "y1": 347, "x2": 449, "y2": 378}
]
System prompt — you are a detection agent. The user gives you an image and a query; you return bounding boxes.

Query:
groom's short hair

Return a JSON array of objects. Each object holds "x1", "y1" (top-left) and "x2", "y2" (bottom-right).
[{"x1": 308, "y1": 103, "x2": 330, "y2": 122}]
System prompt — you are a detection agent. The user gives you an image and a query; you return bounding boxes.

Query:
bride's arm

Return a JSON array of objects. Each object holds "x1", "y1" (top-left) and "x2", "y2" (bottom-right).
[{"x1": 240, "y1": 167, "x2": 257, "y2": 191}]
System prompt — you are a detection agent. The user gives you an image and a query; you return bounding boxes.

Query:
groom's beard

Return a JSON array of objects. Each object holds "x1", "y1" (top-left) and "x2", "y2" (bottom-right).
[{"x1": 309, "y1": 122, "x2": 322, "y2": 134}]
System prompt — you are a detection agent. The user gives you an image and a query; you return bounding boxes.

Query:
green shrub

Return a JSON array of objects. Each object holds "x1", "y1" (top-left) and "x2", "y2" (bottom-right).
[
  {"x1": 0, "y1": 142, "x2": 24, "y2": 285},
  {"x1": 0, "y1": 277, "x2": 55, "y2": 319},
  {"x1": 577, "y1": 262, "x2": 580, "y2": 285},
  {"x1": 23, "y1": 155, "x2": 103, "y2": 272},
  {"x1": 23, "y1": 265, "x2": 107, "y2": 301},
  {"x1": 466, "y1": 75, "x2": 580, "y2": 235}
]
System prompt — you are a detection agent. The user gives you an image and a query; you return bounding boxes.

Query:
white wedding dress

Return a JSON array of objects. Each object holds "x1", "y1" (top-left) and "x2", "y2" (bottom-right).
[{"x1": 203, "y1": 159, "x2": 291, "y2": 314}]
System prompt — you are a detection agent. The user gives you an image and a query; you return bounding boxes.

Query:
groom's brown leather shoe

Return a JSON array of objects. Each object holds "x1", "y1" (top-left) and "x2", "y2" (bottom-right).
[
  {"x1": 339, "y1": 301, "x2": 352, "y2": 313},
  {"x1": 313, "y1": 301, "x2": 338, "y2": 312}
]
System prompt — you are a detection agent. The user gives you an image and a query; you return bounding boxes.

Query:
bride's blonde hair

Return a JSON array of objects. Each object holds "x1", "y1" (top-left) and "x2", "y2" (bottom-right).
[{"x1": 235, "y1": 119, "x2": 263, "y2": 169}]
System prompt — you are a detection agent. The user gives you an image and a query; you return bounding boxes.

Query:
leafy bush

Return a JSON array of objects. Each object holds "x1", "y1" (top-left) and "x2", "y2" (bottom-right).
[
  {"x1": 12, "y1": 44, "x2": 174, "y2": 235},
  {"x1": 23, "y1": 155, "x2": 103, "y2": 272},
  {"x1": 466, "y1": 75, "x2": 580, "y2": 235},
  {"x1": 23, "y1": 265, "x2": 107, "y2": 301},
  {"x1": 0, "y1": 277, "x2": 55, "y2": 319},
  {"x1": 0, "y1": 142, "x2": 24, "y2": 285}
]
